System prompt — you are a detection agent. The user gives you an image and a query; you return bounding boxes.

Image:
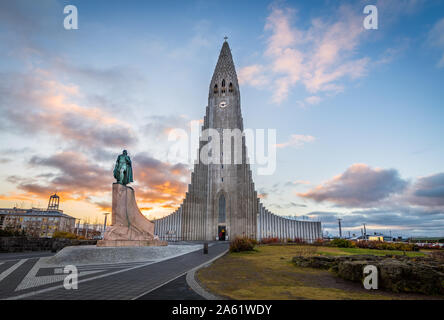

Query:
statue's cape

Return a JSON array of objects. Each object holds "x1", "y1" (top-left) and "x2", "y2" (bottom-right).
[
  {"x1": 113, "y1": 160, "x2": 119, "y2": 180},
  {"x1": 113, "y1": 155, "x2": 134, "y2": 184},
  {"x1": 126, "y1": 157, "x2": 134, "y2": 183}
]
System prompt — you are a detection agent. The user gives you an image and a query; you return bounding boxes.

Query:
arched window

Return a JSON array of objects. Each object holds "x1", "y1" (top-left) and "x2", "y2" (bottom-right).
[
  {"x1": 218, "y1": 194, "x2": 226, "y2": 223},
  {"x1": 213, "y1": 84, "x2": 218, "y2": 94},
  {"x1": 229, "y1": 82, "x2": 233, "y2": 93},
  {"x1": 221, "y1": 79, "x2": 226, "y2": 93}
]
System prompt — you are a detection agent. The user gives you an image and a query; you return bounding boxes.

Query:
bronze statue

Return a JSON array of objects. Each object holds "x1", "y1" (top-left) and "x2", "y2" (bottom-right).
[{"x1": 113, "y1": 150, "x2": 133, "y2": 185}]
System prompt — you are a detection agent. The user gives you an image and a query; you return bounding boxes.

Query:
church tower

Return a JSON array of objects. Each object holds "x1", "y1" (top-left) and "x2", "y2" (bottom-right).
[
  {"x1": 153, "y1": 40, "x2": 322, "y2": 242},
  {"x1": 159, "y1": 40, "x2": 258, "y2": 241},
  {"x1": 200, "y1": 39, "x2": 258, "y2": 241}
]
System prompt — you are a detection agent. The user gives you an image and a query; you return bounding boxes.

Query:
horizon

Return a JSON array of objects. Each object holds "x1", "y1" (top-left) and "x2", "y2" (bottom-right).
[{"x1": 0, "y1": 0, "x2": 443, "y2": 237}]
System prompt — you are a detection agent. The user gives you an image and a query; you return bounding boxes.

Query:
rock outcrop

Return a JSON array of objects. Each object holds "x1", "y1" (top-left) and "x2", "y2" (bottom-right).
[{"x1": 292, "y1": 254, "x2": 444, "y2": 295}]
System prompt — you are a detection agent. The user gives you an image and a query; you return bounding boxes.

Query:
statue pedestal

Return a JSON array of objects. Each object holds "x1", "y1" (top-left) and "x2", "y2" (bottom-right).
[
  {"x1": 97, "y1": 240, "x2": 167, "y2": 247},
  {"x1": 97, "y1": 183, "x2": 167, "y2": 247}
]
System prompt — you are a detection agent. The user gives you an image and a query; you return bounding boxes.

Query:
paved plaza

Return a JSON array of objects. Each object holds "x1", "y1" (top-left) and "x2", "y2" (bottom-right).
[{"x1": 0, "y1": 242, "x2": 228, "y2": 300}]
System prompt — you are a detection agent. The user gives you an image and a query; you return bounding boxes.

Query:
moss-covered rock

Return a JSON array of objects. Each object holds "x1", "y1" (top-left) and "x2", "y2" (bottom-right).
[{"x1": 292, "y1": 254, "x2": 444, "y2": 295}]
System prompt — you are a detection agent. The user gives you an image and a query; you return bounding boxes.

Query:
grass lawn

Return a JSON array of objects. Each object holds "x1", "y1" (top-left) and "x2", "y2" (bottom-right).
[
  {"x1": 317, "y1": 246, "x2": 426, "y2": 257},
  {"x1": 197, "y1": 245, "x2": 435, "y2": 300}
]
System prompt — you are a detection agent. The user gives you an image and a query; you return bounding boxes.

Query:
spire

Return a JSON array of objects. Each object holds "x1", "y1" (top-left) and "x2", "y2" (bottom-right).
[{"x1": 210, "y1": 40, "x2": 238, "y2": 89}]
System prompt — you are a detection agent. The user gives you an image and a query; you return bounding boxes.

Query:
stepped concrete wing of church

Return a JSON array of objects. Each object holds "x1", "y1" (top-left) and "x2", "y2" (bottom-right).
[{"x1": 154, "y1": 41, "x2": 322, "y2": 242}]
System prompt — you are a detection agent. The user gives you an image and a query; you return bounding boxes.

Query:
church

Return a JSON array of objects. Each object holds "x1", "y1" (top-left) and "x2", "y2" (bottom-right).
[{"x1": 154, "y1": 40, "x2": 322, "y2": 242}]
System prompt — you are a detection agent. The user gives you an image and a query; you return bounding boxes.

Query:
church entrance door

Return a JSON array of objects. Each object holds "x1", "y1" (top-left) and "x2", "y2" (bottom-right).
[{"x1": 218, "y1": 226, "x2": 226, "y2": 241}]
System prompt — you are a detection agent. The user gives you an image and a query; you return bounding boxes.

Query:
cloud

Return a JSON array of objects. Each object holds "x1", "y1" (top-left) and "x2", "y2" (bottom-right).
[
  {"x1": 0, "y1": 0, "x2": 62, "y2": 58},
  {"x1": 284, "y1": 180, "x2": 311, "y2": 188},
  {"x1": 276, "y1": 134, "x2": 316, "y2": 148},
  {"x1": 238, "y1": 65, "x2": 269, "y2": 87},
  {"x1": 132, "y1": 153, "x2": 190, "y2": 207},
  {"x1": 26, "y1": 151, "x2": 111, "y2": 198},
  {"x1": 258, "y1": 192, "x2": 268, "y2": 199},
  {"x1": 270, "y1": 202, "x2": 307, "y2": 210},
  {"x1": 427, "y1": 17, "x2": 444, "y2": 67},
  {"x1": 298, "y1": 164, "x2": 408, "y2": 207},
  {"x1": 0, "y1": 70, "x2": 137, "y2": 150},
  {"x1": 296, "y1": 165, "x2": 444, "y2": 236},
  {"x1": 1, "y1": 150, "x2": 191, "y2": 217},
  {"x1": 239, "y1": 5, "x2": 371, "y2": 103},
  {"x1": 304, "y1": 96, "x2": 321, "y2": 105},
  {"x1": 94, "y1": 201, "x2": 111, "y2": 212},
  {"x1": 408, "y1": 172, "x2": 444, "y2": 207},
  {"x1": 308, "y1": 207, "x2": 444, "y2": 237}
]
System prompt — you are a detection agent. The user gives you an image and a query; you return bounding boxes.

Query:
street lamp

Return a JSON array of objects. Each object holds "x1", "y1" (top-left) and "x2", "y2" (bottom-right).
[{"x1": 103, "y1": 212, "x2": 110, "y2": 239}]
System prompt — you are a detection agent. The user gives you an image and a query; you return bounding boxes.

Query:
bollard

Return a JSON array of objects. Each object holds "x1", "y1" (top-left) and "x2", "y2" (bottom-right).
[{"x1": 203, "y1": 242, "x2": 208, "y2": 254}]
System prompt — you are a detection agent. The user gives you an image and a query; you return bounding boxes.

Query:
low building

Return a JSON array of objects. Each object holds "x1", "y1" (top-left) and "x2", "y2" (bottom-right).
[
  {"x1": 368, "y1": 235, "x2": 384, "y2": 241},
  {"x1": 0, "y1": 194, "x2": 76, "y2": 238}
]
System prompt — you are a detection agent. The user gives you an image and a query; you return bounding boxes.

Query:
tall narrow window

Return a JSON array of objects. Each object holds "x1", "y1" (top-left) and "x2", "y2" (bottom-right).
[
  {"x1": 229, "y1": 82, "x2": 233, "y2": 93},
  {"x1": 213, "y1": 84, "x2": 218, "y2": 94},
  {"x1": 221, "y1": 79, "x2": 226, "y2": 93},
  {"x1": 218, "y1": 194, "x2": 226, "y2": 223}
]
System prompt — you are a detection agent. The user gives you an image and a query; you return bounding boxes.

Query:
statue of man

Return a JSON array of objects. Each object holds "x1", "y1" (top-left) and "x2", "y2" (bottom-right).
[{"x1": 113, "y1": 150, "x2": 134, "y2": 185}]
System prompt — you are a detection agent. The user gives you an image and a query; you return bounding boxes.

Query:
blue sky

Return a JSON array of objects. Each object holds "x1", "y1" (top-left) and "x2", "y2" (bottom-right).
[{"x1": 0, "y1": 0, "x2": 443, "y2": 236}]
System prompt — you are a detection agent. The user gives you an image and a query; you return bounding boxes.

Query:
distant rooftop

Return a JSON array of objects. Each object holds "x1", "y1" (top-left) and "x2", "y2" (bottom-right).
[
  {"x1": 0, "y1": 194, "x2": 75, "y2": 220},
  {"x1": 0, "y1": 207, "x2": 74, "y2": 220}
]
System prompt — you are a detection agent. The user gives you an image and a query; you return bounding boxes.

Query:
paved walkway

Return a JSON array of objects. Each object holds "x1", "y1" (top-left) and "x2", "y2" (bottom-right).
[
  {"x1": 0, "y1": 242, "x2": 228, "y2": 300},
  {"x1": 137, "y1": 274, "x2": 204, "y2": 300},
  {"x1": 0, "y1": 251, "x2": 55, "y2": 262}
]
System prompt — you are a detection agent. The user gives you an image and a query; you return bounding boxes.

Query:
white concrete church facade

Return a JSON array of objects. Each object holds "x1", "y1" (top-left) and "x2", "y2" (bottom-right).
[{"x1": 154, "y1": 41, "x2": 322, "y2": 242}]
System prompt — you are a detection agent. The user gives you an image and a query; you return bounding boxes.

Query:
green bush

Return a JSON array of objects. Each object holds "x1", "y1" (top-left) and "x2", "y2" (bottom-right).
[
  {"x1": 330, "y1": 238, "x2": 355, "y2": 248},
  {"x1": 0, "y1": 228, "x2": 26, "y2": 237},
  {"x1": 230, "y1": 237, "x2": 256, "y2": 252},
  {"x1": 355, "y1": 240, "x2": 418, "y2": 251}
]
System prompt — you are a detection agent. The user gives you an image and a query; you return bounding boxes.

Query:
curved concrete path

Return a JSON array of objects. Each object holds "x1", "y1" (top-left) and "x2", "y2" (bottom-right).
[{"x1": 0, "y1": 242, "x2": 228, "y2": 300}]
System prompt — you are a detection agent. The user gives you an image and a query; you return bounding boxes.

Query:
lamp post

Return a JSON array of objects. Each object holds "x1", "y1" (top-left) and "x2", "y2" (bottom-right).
[
  {"x1": 76, "y1": 218, "x2": 80, "y2": 235},
  {"x1": 103, "y1": 212, "x2": 110, "y2": 239}
]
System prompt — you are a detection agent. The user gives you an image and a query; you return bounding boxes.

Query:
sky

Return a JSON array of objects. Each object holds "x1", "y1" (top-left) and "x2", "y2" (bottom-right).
[{"x1": 0, "y1": 0, "x2": 443, "y2": 237}]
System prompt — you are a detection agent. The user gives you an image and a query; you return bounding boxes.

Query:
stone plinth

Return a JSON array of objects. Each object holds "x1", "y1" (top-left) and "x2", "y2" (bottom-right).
[
  {"x1": 41, "y1": 244, "x2": 202, "y2": 266},
  {"x1": 97, "y1": 240, "x2": 167, "y2": 247},
  {"x1": 97, "y1": 183, "x2": 166, "y2": 247}
]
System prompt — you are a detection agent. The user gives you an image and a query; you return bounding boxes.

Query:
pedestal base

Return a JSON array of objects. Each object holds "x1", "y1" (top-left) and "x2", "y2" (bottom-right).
[
  {"x1": 102, "y1": 183, "x2": 162, "y2": 246},
  {"x1": 97, "y1": 239, "x2": 167, "y2": 247}
]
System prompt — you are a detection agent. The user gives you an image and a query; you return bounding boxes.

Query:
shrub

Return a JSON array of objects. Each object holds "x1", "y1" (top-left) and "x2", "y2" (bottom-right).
[
  {"x1": 355, "y1": 240, "x2": 418, "y2": 251},
  {"x1": 293, "y1": 237, "x2": 306, "y2": 244},
  {"x1": 0, "y1": 228, "x2": 26, "y2": 237},
  {"x1": 260, "y1": 237, "x2": 280, "y2": 244},
  {"x1": 52, "y1": 231, "x2": 78, "y2": 239},
  {"x1": 229, "y1": 237, "x2": 256, "y2": 252},
  {"x1": 330, "y1": 238, "x2": 354, "y2": 248}
]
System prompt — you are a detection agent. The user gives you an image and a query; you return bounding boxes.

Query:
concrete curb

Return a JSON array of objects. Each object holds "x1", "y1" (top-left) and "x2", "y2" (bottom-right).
[{"x1": 185, "y1": 249, "x2": 228, "y2": 300}]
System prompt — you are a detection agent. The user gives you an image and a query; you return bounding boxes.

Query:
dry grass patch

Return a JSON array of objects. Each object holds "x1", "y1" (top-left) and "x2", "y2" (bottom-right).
[
  {"x1": 197, "y1": 245, "x2": 396, "y2": 300},
  {"x1": 197, "y1": 245, "x2": 441, "y2": 300}
]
